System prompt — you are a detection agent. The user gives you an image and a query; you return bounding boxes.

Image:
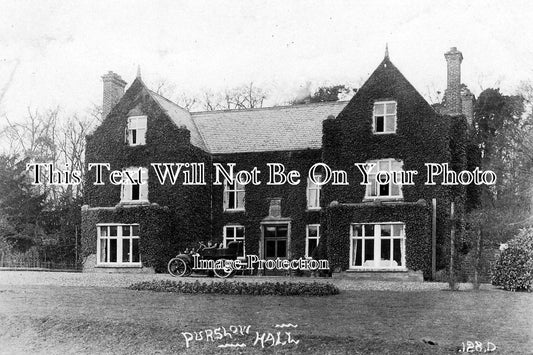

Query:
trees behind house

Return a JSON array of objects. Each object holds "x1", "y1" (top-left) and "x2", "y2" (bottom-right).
[
  {"x1": 291, "y1": 84, "x2": 355, "y2": 105},
  {"x1": 154, "y1": 80, "x2": 267, "y2": 111},
  {"x1": 464, "y1": 87, "x2": 533, "y2": 288},
  {"x1": 0, "y1": 105, "x2": 98, "y2": 267}
]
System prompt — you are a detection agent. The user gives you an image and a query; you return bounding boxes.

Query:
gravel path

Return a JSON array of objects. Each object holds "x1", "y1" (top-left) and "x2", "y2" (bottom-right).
[{"x1": 0, "y1": 270, "x2": 496, "y2": 291}]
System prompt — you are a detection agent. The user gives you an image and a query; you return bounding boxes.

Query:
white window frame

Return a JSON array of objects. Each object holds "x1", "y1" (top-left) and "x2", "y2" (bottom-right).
[
  {"x1": 96, "y1": 223, "x2": 141, "y2": 267},
  {"x1": 121, "y1": 167, "x2": 149, "y2": 203},
  {"x1": 349, "y1": 222, "x2": 406, "y2": 271},
  {"x1": 223, "y1": 225, "x2": 245, "y2": 256},
  {"x1": 373, "y1": 101, "x2": 397, "y2": 134},
  {"x1": 306, "y1": 175, "x2": 322, "y2": 210},
  {"x1": 125, "y1": 115, "x2": 147, "y2": 146},
  {"x1": 364, "y1": 159, "x2": 403, "y2": 200},
  {"x1": 224, "y1": 180, "x2": 245, "y2": 211},
  {"x1": 305, "y1": 224, "x2": 320, "y2": 258}
]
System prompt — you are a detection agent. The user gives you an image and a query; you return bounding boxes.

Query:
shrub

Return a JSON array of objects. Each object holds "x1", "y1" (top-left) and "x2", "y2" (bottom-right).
[
  {"x1": 491, "y1": 228, "x2": 533, "y2": 291},
  {"x1": 127, "y1": 280, "x2": 340, "y2": 296}
]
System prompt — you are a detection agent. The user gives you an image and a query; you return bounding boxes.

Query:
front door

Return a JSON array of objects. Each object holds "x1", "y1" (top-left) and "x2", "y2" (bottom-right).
[{"x1": 264, "y1": 224, "x2": 288, "y2": 260}]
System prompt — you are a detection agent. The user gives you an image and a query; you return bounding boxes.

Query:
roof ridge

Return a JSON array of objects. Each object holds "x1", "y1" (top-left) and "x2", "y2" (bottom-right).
[
  {"x1": 191, "y1": 100, "x2": 349, "y2": 116},
  {"x1": 147, "y1": 89, "x2": 210, "y2": 152}
]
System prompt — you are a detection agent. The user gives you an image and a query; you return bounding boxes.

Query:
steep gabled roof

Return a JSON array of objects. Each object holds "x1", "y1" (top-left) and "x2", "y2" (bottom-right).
[
  {"x1": 147, "y1": 90, "x2": 209, "y2": 152},
  {"x1": 337, "y1": 55, "x2": 436, "y2": 120},
  {"x1": 191, "y1": 101, "x2": 347, "y2": 154}
]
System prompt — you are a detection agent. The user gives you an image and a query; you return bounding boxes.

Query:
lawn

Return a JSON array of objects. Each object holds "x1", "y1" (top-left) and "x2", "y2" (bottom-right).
[{"x1": 0, "y1": 283, "x2": 531, "y2": 354}]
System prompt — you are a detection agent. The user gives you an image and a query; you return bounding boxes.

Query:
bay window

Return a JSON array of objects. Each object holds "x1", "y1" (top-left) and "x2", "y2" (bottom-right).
[{"x1": 350, "y1": 223, "x2": 405, "y2": 270}]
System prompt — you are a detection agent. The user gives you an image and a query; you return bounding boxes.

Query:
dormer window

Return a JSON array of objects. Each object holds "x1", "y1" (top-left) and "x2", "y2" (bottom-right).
[
  {"x1": 373, "y1": 101, "x2": 397, "y2": 134},
  {"x1": 126, "y1": 116, "x2": 147, "y2": 145}
]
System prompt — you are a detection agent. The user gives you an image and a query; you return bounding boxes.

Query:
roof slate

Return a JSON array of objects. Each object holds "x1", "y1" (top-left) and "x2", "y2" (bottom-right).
[
  {"x1": 148, "y1": 90, "x2": 209, "y2": 152},
  {"x1": 191, "y1": 102, "x2": 346, "y2": 154}
]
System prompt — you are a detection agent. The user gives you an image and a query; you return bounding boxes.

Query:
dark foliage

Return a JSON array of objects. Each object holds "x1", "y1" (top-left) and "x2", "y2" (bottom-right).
[
  {"x1": 127, "y1": 279, "x2": 340, "y2": 296},
  {"x1": 0, "y1": 155, "x2": 46, "y2": 252},
  {"x1": 321, "y1": 57, "x2": 469, "y2": 275},
  {"x1": 81, "y1": 205, "x2": 181, "y2": 272},
  {"x1": 492, "y1": 228, "x2": 533, "y2": 291}
]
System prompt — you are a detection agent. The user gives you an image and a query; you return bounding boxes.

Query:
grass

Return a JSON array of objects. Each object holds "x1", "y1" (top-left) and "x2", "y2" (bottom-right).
[{"x1": 0, "y1": 284, "x2": 532, "y2": 354}]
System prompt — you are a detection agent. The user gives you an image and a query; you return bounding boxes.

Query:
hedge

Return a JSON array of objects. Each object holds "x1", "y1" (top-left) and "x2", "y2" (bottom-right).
[{"x1": 128, "y1": 279, "x2": 340, "y2": 296}]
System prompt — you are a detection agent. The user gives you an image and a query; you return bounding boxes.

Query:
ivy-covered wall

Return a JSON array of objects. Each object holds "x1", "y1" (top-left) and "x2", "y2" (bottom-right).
[
  {"x1": 83, "y1": 79, "x2": 212, "y2": 267},
  {"x1": 321, "y1": 57, "x2": 468, "y2": 274},
  {"x1": 210, "y1": 149, "x2": 322, "y2": 259},
  {"x1": 82, "y1": 58, "x2": 472, "y2": 277},
  {"x1": 81, "y1": 205, "x2": 181, "y2": 272},
  {"x1": 325, "y1": 202, "x2": 431, "y2": 277}
]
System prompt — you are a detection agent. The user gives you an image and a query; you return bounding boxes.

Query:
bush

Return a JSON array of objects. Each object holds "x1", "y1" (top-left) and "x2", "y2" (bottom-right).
[
  {"x1": 127, "y1": 280, "x2": 340, "y2": 296},
  {"x1": 491, "y1": 228, "x2": 533, "y2": 291}
]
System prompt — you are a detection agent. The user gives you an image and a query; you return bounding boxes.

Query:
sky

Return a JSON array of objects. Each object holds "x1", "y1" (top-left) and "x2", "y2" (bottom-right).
[{"x1": 0, "y1": 0, "x2": 532, "y2": 123}]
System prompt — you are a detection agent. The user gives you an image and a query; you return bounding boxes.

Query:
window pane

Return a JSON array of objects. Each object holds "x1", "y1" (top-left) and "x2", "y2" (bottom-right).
[
  {"x1": 225, "y1": 227, "x2": 235, "y2": 239},
  {"x1": 374, "y1": 103, "x2": 385, "y2": 115},
  {"x1": 138, "y1": 129, "x2": 146, "y2": 145},
  {"x1": 370, "y1": 179, "x2": 377, "y2": 196},
  {"x1": 132, "y1": 184, "x2": 140, "y2": 200},
  {"x1": 353, "y1": 239, "x2": 362, "y2": 266},
  {"x1": 266, "y1": 240, "x2": 276, "y2": 257},
  {"x1": 110, "y1": 226, "x2": 117, "y2": 236},
  {"x1": 391, "y1": 160, "x2": 403, "y2": 171},
  {"x1": 385, "y1": 102, "x2": 396, "y2": 114},
  {"x1": 132, "y1": 239, "x2": 140, "y2": 262},
  {"x1": 375, "y1": 116, "x2": 384, "y2": 132},
  {"x1": 308, "y1": 225, "x2": 318, "y2": 238},
  {"x1": 392, "y1": 224, "x2": 403, "y2": 236},
  {"x1": 228, "y1": 190, "x2": 235, "y2": 209},
  {"x1": 391, "y1": 183, "x2": 400, "y2": 196},
  {"x1": 353, "y1": 224, "x2": 363, "y2": 237},
  {"x1": 100, "y1": 226, "x2": 107, "y2": 237},
  {"x1": 138, "y1": 117, "x2": 147, "y2": 129},
  {"x1": 364, "y1": 239, "x2": 374, "y2": 264},
  {"x1": 132, "y1": 225, "x2": 139, "y2": 236},
  {"x1": 236, "y1": 227, "x2": 244, "y2": 239},
  {"x1": 277, "y1": 240, "x2": 287, "y2": 258},
  {"x1": 132, "y1": 130, "x2": 137, "y2": 144},
  {"x1": 122, "y1": 239, "x2": 130, "y2": 262},
  {"x1": 110, "y1": 239, "x2": 117, "y2": 262},
  {"x1": 265, "y1": 227, "x2": 276, "y2": 238},
  {"x1": 393, "y1": 239, "x2": 402, "y2": 266},
  {"x1": 379, "y1": 183, "x2": 389, "y2": 196},
  {"x1": 379, "y1": 160, "x2": 390, "y2": 171},
  {"x1": 100, "y1": 239, "x2": 108, "y2": 262},
  {"x1": 381, "y1": 225, "x2": 391, "y2": 237},
  {"x1": 237, "y1": 191, "x2": 245, "y2": 208},
  {"x1": 381, "y1": 238, "x2": 391, "y2": 261},
  {"x1": 123, "y1": 226, "x2": 130, "y2": 236},
  {"x1": 364, "y1": 224, "x2": 374, "y2": 236},
  {"x1": 385, "y1": 115, "x2": 395, "y2": 131},
  {"x1": 277, "y1": 226, "x2": 288, "y2": 238},
  {"x1": 308, "y1": 239, "x2": 318, "y2": 256},
  {"x1": 308, "y1": 189, "x2": 319, "y2": 208},
  {"x1": 377, "y1": 173, "x2": 388, "y2": 184}
]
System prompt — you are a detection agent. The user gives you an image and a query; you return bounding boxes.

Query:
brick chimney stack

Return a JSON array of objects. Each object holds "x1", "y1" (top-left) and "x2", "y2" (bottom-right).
[
  {"x1": 102, "y1": 71, "x2": 127, "y2": 119},
  {"x1": 444, "y1": 47, "x2": 463, "y2": 116},
  {"x1": 461, "y1": 87, "x2": 474, "y2": 125}
]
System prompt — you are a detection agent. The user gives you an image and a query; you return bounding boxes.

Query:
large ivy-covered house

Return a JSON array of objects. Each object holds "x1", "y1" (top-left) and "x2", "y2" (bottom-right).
[{"x1": 82, "y1": 47, "x2": 473, "y2": 279}]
